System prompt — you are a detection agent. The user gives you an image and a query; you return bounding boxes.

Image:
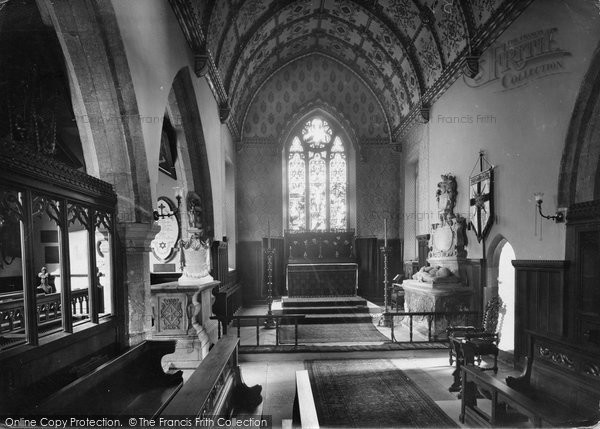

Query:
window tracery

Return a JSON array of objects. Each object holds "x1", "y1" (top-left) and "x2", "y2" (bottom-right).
[{"x1": 287, "y1": 117, "x2": 347, "y2": 231}]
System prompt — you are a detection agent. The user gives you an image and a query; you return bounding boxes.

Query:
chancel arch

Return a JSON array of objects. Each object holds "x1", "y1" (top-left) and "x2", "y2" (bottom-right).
[
  {"x1": 281, "y1": 109, "x2": 357, "y2": 233},
  {"x1": 166, "y1": 67, "x2": 215, "y2": 238},
  {"x1": 38, "y1": 0, "x2": 153, "y2": 224},
  {"x1": 559, "y1": 40, "x2": 600, "y2": 205}
]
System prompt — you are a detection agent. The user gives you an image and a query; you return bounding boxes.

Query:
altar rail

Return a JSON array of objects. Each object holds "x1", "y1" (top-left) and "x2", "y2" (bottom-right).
[
  {"x1": 213, "y1": 314, "x2": 306, "y2": 347},
  {"x1": 0, "y1": 289, "x2": 91, "y2": 335},
  {"x1": 385, "y1": 310, "x2": 480, "y2": 343},
  {"x1": 215, "y1": 311, "x2": 480, "y2": 349}
]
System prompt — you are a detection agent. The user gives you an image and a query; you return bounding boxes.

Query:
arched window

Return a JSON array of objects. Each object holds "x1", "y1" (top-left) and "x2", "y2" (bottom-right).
[{"x1": 287, "y1": 117, "x2": 348, "y2": 231}]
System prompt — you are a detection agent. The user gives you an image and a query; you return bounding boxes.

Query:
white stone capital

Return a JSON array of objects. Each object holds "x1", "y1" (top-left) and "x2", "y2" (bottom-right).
[{"x1": 117, "y1": 221, "x2": 161, "y2": 253}]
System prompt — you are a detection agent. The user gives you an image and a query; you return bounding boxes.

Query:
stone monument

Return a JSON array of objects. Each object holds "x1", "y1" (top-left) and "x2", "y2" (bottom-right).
[
  {"x1": 401, "y1": 174, "x2": 472, "y2": 338},
  {"x1": 151, "y1": 190, "x2": 218, "y2": 371},
  {"x1": 178, "y1": 192, "x2": 214, "y2": 285}
]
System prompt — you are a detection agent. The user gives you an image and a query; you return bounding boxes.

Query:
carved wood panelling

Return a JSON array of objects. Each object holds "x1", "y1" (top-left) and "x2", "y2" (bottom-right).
[
  {"x1": 538, "y1": 345, "x2": 575, "y2": 371},
  {"x1": 512, "y1": 260, "x2": 569, "y2": 363},
  {"x1": 565, "y1": 200, "x2": 600, "y2": 350}
]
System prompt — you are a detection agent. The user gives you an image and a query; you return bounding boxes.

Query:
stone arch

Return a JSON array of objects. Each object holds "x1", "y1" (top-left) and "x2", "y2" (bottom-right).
[
  {"x1": 165, "y1": 67, "x2": 215, "y2": 238},
  {"x1": 37, "y1": 0, "x2": 165, "y2": 344},
  {"x1": 558, "y1": 40, "x2": 600, "y2": 206},
  {"x1": 39, "y1": 0, "x2": 152, "y2": 223}
]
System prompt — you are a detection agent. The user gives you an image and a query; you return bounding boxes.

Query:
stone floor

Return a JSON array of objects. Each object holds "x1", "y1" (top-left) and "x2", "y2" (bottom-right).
[
  {"x1": 238, "y1": 348, "x2": 521, "y2": 429},
  {"x1": 186, "y1": 301, "x2": 522, "y2": 428}
]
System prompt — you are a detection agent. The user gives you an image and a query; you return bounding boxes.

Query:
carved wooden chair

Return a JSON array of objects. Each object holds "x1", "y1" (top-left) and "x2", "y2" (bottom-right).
[{"x1": 447, "y1": 296, "x2": 503, "y2": 374}]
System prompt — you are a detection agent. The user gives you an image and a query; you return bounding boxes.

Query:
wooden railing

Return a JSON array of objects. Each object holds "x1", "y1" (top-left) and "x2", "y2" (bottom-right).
[
  {"x1": 0, "y1": 288, "x2": 90, "y2": 334},
  {"x1": 213, "y1": 311, "x2": 480, "y2": 348},
  {"x1": 212, "y1": 314, "x2": 306, "y2": 347},
  {"x1": 384, "y1": 311, "x2": 481, "y2": 343}
]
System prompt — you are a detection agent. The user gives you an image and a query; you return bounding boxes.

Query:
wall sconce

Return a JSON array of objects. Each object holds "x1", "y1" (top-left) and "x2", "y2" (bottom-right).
[
  {"x1": 534, "y1": 192, "x2": 564, "y2": 223},
  {"x1": 154, "y1": 186, "x2": 183, "y2": 220}
]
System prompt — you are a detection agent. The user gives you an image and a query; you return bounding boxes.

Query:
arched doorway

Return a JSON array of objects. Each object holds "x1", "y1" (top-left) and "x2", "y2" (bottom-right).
[{"x1": 497, "y1": 242, "x2": 516, "y2": 353}]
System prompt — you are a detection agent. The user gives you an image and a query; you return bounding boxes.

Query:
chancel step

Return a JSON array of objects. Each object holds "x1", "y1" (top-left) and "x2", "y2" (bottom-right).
[
  {"x1": 300, "y1": 313, "x2": 374, "y2": 324},
  {"x1": 278, "y1": 305, "x2": 370, "y2": 314},
  {"x1": 279, "y1": 296, "x2": 373, "y2": 324},
  {"x1": 282, "y1": 296, "x2": 367, "y2": 307}
]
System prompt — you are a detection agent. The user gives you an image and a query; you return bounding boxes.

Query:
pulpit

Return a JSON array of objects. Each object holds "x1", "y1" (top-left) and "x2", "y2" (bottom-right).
[{"x1": 285, "y1": 231, "x2": 357, "y2": 297}]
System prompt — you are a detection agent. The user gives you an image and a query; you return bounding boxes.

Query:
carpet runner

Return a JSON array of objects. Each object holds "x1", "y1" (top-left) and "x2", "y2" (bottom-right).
[
  {"x1": 306, "y1": 359, "x2": 458, "y2": 428},
  {"x1": 279, "y1": 322, "x2": 389, "y2": 344}
]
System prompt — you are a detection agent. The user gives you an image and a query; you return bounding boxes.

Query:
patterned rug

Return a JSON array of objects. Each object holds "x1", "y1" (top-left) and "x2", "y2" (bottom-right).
[
  {"x1": 279, "y1": 323, "x2": 390, "y2": 344},
  {"x1": 306, "y1": 359, "x2": 459, "y2": 428}
]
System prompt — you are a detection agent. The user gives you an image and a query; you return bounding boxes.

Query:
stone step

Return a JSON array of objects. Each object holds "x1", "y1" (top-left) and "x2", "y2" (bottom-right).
[
  {"x1": 298, "y1": 313, "x2": 374, "y2": 324},
  {"x1": 302, "y1": 314, "x2": 374, "y2": 324},
  {"x1": 278, "y1": 306, "x2": 370, "y2": 314},
  {"x1": 282, "y1": 296, "x2": 367, "y2": 308}
]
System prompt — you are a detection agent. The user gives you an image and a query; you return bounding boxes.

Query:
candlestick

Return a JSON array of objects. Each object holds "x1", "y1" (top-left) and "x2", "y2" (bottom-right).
[
  {"x1": 264, "y1": 246, "x2": 276, "y2": 329},
  {"x1": 384, "y1": 218, "x2": 387, "y2": 247},
  {"x1": 380, "y1": 245, "x2": 393, "y2": 327}
]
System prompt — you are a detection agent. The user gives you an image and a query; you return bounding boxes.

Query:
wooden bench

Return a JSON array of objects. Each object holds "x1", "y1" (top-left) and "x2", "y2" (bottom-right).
[
  {"x1": 160, "y1": 336, "x2": 262, "y2": 418},
  {"x1": 460, "y1": 332, "x2": 600, "y2": 427},
  {"x1": 32, "y1": 340, "x2": 183, "y2": 417}
]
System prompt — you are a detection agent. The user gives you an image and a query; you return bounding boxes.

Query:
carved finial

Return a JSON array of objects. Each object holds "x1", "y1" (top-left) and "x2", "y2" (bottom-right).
[
  {"x1": 419, "y1": 104, "x2": 430, "y2": 123},
  {"x1": 194, "y1": 47, "x2": 209, "y2": 77},
  {"x1": 463, "y1": 51, "x2": 481, "y2": 79},
  {"x1": 219, "y1": 103, "x2": 230, "y2": 123}
]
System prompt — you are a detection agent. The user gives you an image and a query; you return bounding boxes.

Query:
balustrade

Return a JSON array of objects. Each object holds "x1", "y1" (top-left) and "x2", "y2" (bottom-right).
[{"x1": 0, "y1": 288, "x2": 92, "y2": 337}]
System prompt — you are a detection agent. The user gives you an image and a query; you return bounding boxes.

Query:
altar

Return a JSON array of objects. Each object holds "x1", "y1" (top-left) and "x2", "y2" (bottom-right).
[{"x1": 284, "y1": 230, "x2": 357, "y2": 297}]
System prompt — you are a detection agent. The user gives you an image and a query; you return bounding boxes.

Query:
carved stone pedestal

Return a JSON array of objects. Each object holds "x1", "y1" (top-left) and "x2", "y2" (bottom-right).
[
  {"x1": 151, "y1": 280, "x2": 219, "y2": 370},
  {"x1": 401, "y1": 280, "x2": 472, "y2": 339}
]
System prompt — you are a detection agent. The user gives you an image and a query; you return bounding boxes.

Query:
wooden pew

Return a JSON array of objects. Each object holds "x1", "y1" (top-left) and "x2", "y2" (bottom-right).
[
  {"x1": 293, "y1": 370, "x2": 319, "y2": 429},
  {"x1": 32, "y1": 340, "x2": 183, "y2": 417},
  {"x1": 460, "y1": 332, "x2": 600, "y2": 427},
  {"x1": 160, "y1": 336, "x2": 262, "y2": 418}
]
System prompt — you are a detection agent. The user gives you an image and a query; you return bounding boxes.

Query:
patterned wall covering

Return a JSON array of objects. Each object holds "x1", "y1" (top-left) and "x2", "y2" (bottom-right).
[
  {"x1": 236, "y1": 143, "x2": 400, "y2": 241},
  {"x1": 172, "y1": 0, "x2": 532, "y2": 139},
  {"x1": 401, "y1": 122, "x2": 431, "y2": 235},
  {"x1": 236, "y1": 145, "x2": 283, "y2": 242},
  {"x1": 242, "y1": 54, "x2": 389, "y2": 142},
  {"x1": 356, "y1": 146, "x2": 401, "y2": 238}
]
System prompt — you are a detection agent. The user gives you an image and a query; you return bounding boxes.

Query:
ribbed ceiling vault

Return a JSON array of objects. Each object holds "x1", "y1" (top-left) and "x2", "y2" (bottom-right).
[{"x1": 169, "y1": 0, "x2": 533, "y2": 143}]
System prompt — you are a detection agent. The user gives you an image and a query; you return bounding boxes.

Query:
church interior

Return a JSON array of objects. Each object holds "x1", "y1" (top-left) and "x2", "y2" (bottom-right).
[{"x1": 1, "y1": 0, "x2": 600, "y2": 427}]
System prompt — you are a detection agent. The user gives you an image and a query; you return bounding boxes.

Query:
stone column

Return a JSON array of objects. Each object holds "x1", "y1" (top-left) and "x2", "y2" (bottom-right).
[{"x1": 117, "y1": 222, "x2": 160, "y2": 346}]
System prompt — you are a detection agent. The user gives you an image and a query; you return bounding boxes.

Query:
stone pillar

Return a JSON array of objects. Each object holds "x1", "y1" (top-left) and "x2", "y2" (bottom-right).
[{"x1": 117, "y1": 222, "x2": 160, "y2": 346}]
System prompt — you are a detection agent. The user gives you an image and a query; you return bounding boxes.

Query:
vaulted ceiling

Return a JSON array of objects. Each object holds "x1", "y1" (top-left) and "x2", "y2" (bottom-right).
[{"x1": 170, "y1": 0, "x2": 533, "y2": 144}]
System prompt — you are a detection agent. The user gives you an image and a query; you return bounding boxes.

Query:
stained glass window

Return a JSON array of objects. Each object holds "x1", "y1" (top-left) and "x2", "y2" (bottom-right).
[{"x1": 287, "y1": 118, "x2": 347, "y2": 231}]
